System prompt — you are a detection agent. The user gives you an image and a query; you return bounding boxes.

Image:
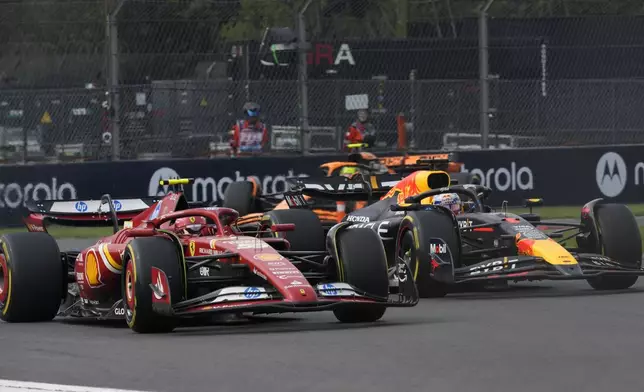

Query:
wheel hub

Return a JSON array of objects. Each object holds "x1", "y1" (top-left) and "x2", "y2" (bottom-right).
[
  {"x1": 397, "y1": 251, "x2": 411, "y2": 283},
  {"x1": 124, "y1": 261, "x2": 135, "y2": 317},
  {"x1": 125, "y1": 271, "x2": 133, "y2": 301}
]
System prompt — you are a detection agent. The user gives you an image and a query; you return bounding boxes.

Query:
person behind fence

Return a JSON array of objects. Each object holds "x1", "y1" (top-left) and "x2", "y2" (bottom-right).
[
  {"x1": 344, "y1": 109, "x2": 376, "y2": 149},
  {"x1": 229, "y1": 102, "x2": 268, "y2": 156}
]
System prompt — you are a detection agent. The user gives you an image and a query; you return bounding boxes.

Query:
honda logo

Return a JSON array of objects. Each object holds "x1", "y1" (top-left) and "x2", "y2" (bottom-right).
[{"x1": 596, "y1": 152, "x2": 627, "y2": 197}]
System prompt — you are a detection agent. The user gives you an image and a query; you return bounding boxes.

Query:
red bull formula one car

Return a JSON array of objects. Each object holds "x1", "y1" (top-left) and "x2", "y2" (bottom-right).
[
  {"x1": 0, "y1": 179, "x2": 417, "y2": 333},
  {"x1": 279, "y1": 169, "x2": 644, "y2": 297}
]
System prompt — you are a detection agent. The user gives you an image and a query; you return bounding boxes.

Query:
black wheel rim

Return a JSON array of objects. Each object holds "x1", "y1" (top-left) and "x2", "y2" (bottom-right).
[
  {"x1": 123, "y1": 258, "x2": 135, "y2": 323},
  {"x1": 398, "y1": 230, "x2": 418, "y2": 282}
]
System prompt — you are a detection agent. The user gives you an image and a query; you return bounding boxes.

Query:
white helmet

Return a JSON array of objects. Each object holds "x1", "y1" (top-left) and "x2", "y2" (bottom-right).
[{"x1": 432, "y1": 193, "x2": 462, "y2": 215}]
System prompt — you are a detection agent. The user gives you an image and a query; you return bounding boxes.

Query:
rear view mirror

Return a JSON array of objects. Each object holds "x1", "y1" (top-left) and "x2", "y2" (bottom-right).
[
  {"x1": 524, "y1": 198, "x2": 544, "y2": 207},
  {"x1": 524, "y1": 198, "x2": 543, "y2": 215}
]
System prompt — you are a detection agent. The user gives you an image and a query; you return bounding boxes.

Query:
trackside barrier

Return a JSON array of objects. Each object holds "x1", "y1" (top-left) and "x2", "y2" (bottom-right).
[{"x1": 2, "y1": 144, "x2": 644, "y2": 227}]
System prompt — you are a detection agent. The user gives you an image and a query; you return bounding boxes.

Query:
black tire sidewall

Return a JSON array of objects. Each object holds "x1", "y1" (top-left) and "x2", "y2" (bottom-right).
[
  {"x1": 0, "y1": 233, "x2": 63, "y2": 322},
  {"x1": 333, "y1": 228, "x2": 388, "y2": 322},
  {"x1": 222, "y1": 181, "x2": 255, "y2": 216},
  {"x1": 122, "y1": 236, "x2": 184, "y2": 333},
  {"x1": 596, "y1": 204, "x2": 642, "y2": 267},
  {"x1": 336, "y1": 228, "x2": 389, "y2": 297},
  {"x1": 587, "y1": 203, "x2": 642, "y2": 290},
  {"x1": 264, "y1": 209, "x2": 325, "y2": 252},
  {"x1": 396, "y1": 211, "x2": 461, "y2": 298}
]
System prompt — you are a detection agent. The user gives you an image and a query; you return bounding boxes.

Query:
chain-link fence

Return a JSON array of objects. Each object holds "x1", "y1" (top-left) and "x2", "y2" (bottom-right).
[{"x1": 4, "y1": 0, "x2": 644, "y2": 163}]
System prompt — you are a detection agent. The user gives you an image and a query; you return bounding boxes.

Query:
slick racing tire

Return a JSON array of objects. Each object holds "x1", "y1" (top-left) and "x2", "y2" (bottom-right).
[
  {"x1": 122, "y1": 236, "x2": 185, "y2": 333},
  {"x1": 262, "y1": 209, "x2": 326, "y2": 252},
  {"x1": 332, "y1": 228, "x2": 389, "y2": 323},
  {"x1": 0, "y1": 232, "x2": 64, "y2": 322},
  {"x1": 222, "y1": 181, "x2": 256, "y2": 216},
  {"x1": 397, "y1": 210, "x2": 461, "y2": 298},
  {"x1": 586, "y1": 203, "x2": 642, "y2": 290}
]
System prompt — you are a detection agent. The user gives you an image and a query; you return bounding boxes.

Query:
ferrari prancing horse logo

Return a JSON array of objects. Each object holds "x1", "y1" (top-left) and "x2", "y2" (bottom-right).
[{"x1": 189, "y1": 240, "x2": 196, "y2": 256}]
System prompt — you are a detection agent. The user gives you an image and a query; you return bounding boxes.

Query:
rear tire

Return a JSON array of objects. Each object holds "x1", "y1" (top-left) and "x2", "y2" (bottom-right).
[
  {"x1": 397, "y1": 210, "x2": 461, "y2": 298},
  {"x1": 122, "y1": 236, "x2": 185, "y2": 333},
  {"x1": 262, "y1": 209, "x2": 325, "y2": 252},
  {"x1": 0, "y1": 232, "x2": 64, "y2": 322},
  {"x1": 223, "y1": 181, "x2": 256, "y2": 216},
  {"x1": 586, "y1": 204, "x2": 642, "y2": 290},
  {"x1": 332, "y1": 228, "x2": 389, "y2": 323}
]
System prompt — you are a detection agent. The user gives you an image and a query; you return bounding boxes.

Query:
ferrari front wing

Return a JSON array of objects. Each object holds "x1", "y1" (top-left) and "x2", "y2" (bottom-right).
[{"x1": 168, "y1": 280, "x2": 419, "y2": 317}]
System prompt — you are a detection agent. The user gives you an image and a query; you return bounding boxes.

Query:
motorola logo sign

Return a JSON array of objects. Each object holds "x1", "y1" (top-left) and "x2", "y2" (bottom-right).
[
  {"x1": 148, "y1": 167, "x2": 310, "y2": 203},
  {"x1": 596, "y1": 152, "x2": 627, "y2": 197},
  {"x1": 460, "y1": 162, "x2": 534, "y2": 191}
]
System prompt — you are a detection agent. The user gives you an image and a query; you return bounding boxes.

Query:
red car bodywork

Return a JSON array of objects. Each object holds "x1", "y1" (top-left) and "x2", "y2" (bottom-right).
[{"x1": 22, "y1": 190, "x2": 417, "y2": 323}]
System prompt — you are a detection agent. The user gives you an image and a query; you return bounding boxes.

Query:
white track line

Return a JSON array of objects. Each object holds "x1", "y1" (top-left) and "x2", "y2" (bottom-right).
[{"x1": 0, "y1": 380, "x2": 151, "y2": 392}]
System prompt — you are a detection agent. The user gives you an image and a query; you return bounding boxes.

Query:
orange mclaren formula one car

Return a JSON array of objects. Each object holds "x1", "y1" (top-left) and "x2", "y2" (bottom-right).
[
  {"x1": 269, "y1": 170, "x2": 644, "y2": 298},
  {"x1": 222, "y1": 149, "x2": 478, "y2": 227}
]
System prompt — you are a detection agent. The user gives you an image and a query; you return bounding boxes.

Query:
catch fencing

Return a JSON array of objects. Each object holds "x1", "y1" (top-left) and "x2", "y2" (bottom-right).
[{"x1": 3, "y1": 0, "x2": 644, "y2": 163}]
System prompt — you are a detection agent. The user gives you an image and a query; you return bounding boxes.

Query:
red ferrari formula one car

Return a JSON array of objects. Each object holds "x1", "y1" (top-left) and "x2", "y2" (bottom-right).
[{"x1": 0, "y1": 179, "x2": 418, "y2": 333}]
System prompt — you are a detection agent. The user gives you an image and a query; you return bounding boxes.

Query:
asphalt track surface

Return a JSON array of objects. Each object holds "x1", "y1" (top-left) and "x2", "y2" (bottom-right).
[{"x1": 3, "y1": 239, "x2": 644, "y2": 392}]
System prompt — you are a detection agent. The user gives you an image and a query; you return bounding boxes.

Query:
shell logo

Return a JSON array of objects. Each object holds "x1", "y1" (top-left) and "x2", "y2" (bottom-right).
[
  {"x1": 253, "y1": 253, "x2": 283, "y2": 262},
  {"x1": 210, "y1": 239, "x2": 217, "y2": 249},
  {"x1": 85, "y1": 250, "x2": 103, "y2": 287}
]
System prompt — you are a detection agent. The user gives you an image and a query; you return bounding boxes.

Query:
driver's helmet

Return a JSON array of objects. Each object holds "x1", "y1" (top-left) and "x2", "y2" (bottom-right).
[
  {"x1": 339, "y1": 166, "x2": 359, "y2": 178},
  {"x1": 432, "y1": 193, "x2": 462, "y2": 215},
  {"x1": 175, "y1": 216, "x2": 208, "y2": 236},
  {"x1": 367, "y1": 160, "x2": 389, "y2": 174}
]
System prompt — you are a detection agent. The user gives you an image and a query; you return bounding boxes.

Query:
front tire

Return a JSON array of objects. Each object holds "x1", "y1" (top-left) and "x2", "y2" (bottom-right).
[
  {"x1": 122, "y1": 236, "x2": 185, "y2": 333},
  {"x1": 397, "y1": 210, "x2": 461, "y2": 298},
  {"x1": 332, "y1": 228, "x2": 389, "y2": 323},
  {"x1": 0, "y1": 232, "x2": 64, "y2": 322},
  {"x1": 586, "y1": 203, "x2": 642, "y2": 290}
]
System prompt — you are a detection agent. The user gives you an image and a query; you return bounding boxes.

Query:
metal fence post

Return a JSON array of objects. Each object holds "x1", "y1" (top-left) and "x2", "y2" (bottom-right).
[
  {"x1": 107, "y1": 0, "x2": 125, "y2": 161},
  {"x1": 298, "y1": 0, "x2": 313, "y2": 155},
  {"x1": 409, "y1": 69, "x2": 417, "y2": 149},
  {"x1": 479, "y1": 0, "x2": 495, "y2": 149}
]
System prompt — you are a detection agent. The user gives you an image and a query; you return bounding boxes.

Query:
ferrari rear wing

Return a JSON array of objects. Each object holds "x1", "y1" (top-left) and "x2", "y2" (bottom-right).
[
  {"x1": 23, "y1": 195, "x2": 162, "y2": 233},
  {"x1": 287, "y1": 174, "x2": 402, "y2": 202}
]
